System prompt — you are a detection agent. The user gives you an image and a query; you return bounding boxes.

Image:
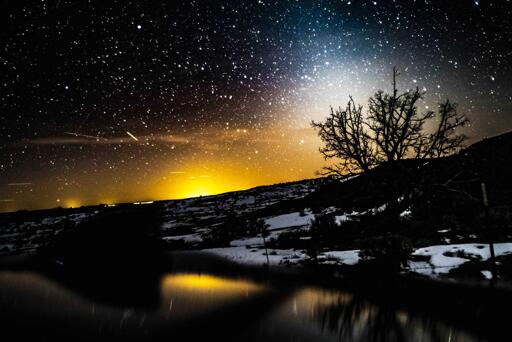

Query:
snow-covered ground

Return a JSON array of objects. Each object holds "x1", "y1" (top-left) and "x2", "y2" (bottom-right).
[
  {"x1": 202, "y1": 241, "x2": 512, "y2": 279},
  {"x1": 334, "y1": 212, "x2": 355, "y2": 224},
  {"x1": 264, "y1": 210, "x2": 314, "y2": 230},
  {"x1": 409, "y1": 243, "x2": 512, "y2": 277},
  {"x1": 322, "y1": 250, "x2": 361, "y2": 265},
  {"x1": 0, "y1": 211, "x2": 98, "y2": 255},
  {"x1": 162, "y1": 234, "x2": 203, "y2": 243},
  {"x1": 4, "y1": 176, "x2": 510, "y2": 283},
  {"x1": 158, "y1": 180, "x2": 319, "y2": 246},
  {"x1": 0, "y1": 178, "x2": 321, "y2": 256},
  {"x1": 229, "y1": 230, "x2": 282, "y2": 247},
  {"x1": 203, "y1": 247, "x2": 305, "y2": 266}
]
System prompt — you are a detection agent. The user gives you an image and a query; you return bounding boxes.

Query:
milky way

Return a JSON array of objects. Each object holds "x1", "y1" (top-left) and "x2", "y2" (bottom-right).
[{"x1": 1, "y1": 0, "x2": 512, "y2": 211}]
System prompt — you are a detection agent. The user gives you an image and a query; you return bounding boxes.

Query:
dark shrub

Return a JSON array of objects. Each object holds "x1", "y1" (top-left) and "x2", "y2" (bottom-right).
[
  {"x1": 304, "y1": 214, "x2": 339, "y2": 262},
  {"x1": 360, "y1": 234, "x2": 413, "y2": 272},
  {"x1": 202, "y1": 213, "x2": 261, "y2": 247}
]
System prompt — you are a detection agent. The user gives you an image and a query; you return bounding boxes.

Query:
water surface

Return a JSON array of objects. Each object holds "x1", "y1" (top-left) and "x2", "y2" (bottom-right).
[{"x1": 0, "y1": 270, "x2": 482, "y2": 341}]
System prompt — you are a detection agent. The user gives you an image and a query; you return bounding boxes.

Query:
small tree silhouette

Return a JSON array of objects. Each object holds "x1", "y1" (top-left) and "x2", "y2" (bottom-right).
[{"x1": 311, "y1": 67, "x2": 469, "y2": 177}]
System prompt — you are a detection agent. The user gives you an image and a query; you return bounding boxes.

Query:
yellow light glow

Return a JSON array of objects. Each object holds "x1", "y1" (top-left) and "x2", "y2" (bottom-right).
[
  {"x1": 181, "y1": 185, "x2": 212, "y2": 198},
  {"x1": 162, "y1": 273, "x2": 264, "y2": 292},
  {"x1": 64, "y1": 199, "x2": 81, "y2": 208},
  {"x1": 100, "y1": 198, "x2": 116, "y2": 205},
  {"x1": 1, "y1": 126, "x2": 330, "y2": 212},
  {"x1": 160, "y1": 273, "x2": 267, "y2": 316},
  {"x1": 160, "y1": 163, "x2": 256, "y2": 200},
  {"x1": 175, "y1": 180, "x2": 219, "y2": 199}
]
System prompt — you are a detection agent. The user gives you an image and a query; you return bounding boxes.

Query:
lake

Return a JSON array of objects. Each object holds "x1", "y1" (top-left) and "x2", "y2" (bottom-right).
[{"x1": 0, "y1": 261, "x2": 484, "y2": 342}]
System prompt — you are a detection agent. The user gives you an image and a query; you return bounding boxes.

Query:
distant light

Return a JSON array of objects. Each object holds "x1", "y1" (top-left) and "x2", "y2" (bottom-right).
[
  {"x1": 137, "y1": 24, "x2": 142, "y2": 30},
  {"x1": 134, "y1": 201, "x2": 153, "y2": 205}
]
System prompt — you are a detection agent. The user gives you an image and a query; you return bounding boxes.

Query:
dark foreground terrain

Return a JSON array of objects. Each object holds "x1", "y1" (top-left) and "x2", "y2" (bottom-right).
[{"x1": 1, "y1": 248, "x2": 512, "y2": 342}]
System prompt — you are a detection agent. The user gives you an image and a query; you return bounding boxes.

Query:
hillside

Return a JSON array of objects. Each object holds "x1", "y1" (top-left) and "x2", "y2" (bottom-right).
[{"x1": 1, "y1": 132, "x2": 512, "y2": 282}]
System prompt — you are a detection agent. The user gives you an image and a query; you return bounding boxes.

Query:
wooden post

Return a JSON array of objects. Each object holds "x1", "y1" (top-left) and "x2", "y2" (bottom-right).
[
  {"x1": 261, "y1": 223, "x2": 270, "y2": 266},
  {"x1": 481, "y1": 183, "x2": 496, "y2": 281}
]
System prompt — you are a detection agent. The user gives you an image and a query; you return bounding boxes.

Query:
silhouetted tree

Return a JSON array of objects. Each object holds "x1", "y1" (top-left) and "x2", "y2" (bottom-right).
[{"x1": 312, "y1": 67, "x2": 469, "y2": 177}]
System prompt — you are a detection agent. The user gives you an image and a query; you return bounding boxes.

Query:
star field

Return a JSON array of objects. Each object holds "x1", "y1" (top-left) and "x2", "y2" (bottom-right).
[{"x1": 1, "y1": 0, "x2": 512, "y2": 211}]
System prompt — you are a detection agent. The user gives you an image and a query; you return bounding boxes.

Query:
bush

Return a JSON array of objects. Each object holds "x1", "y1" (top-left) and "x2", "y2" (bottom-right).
[
  {"x1": 202, "y1": 214, "x2": 262, "y2": 247},
  {"x1": 360, "y1": 234, "x2": 413, "y2": 271},
  {"x1": 270, "y1": 229, "x2": 310, "y2": 249},
  {"x1": 305, "y1": 214, "x2": 340, "y2": 262},
  {"x1": 202, "y1": 213, "x2": 245, "y2": 246},
  {"x1": 311, "y1": 214, "x2": 340, "y2": 243}
]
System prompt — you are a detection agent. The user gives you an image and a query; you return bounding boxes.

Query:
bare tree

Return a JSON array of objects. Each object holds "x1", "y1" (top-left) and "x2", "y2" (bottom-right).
[
  {"x1": 312, "y1": 67, "x2": 469, "y2": 177},
  {"x1": 312, "y1": 97, "x2": 377, "y2": 175},
  {"x1": 416, "y1": 99, "x2": 469, "y2": 158}
]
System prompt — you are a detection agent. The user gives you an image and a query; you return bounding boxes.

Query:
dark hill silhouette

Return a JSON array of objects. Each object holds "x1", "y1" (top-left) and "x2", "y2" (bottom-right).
[
  {"x1": 304, "y1": 130, "x2": 512, "y2": 209},
  {"x1": 254, "y1": 131, "x2": 512, "y2": 239}
]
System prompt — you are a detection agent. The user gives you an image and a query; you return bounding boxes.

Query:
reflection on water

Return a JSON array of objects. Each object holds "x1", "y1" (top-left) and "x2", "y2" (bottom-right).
[
  {"x1": 160, "y1": 273, "x2": 267, "y2": 317},
  {"x1": 162, "y1": 273, "x2": 265, "y2": 293},
  {"x1": 0, "y1": 271, "x2": 481, "y2": 341},
  {"x1": 277, "y1": 288, "x2": 478, "y2": 342}
]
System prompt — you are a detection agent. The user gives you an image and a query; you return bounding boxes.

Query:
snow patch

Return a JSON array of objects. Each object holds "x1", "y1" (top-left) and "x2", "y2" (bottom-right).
[
  {"x1": 162, "y1": 234, "x2": 203, "y2": 243},
  {"x1": 334, "y1": 212, "x2": 356, "y2": 225},
  {"x1": 203, "y1": 246, "x2": 303, "y2": 266},
  {"x1": 264, "y1": 210, "x2": 314, "y2": 230},
  {"x1": 322, "y1": 250, "x2": 360, "y2": 265},
  {"x1": 481, "y1": 270, "x2": 493, "y2": 280},
  {"x1": 235, "y1": 196, "x2": 255, "y2": 205},
  {"x1": 400, "y1": 208, "x2": 412, "y2": 218},
  {"x1": 410, "y1": 243, "x2": 512, "y2": 276}
]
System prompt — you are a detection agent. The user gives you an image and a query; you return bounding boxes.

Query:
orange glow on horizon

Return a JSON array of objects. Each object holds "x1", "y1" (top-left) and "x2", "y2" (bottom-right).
[
  {"x1": 158, "y1": 163, "x2": 257, "y2": 200},
  {"x1": 0, "y1": 126, "x2": 330, "y2": 212},
  {"x1": 64, "y1": 199, "x2": 81, "y2": 209}
]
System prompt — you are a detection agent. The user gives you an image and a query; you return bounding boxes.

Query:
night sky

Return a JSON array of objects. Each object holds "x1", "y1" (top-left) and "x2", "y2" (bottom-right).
[{"x1": 1, "y1": 0, "x2": 512, "y2": 212}]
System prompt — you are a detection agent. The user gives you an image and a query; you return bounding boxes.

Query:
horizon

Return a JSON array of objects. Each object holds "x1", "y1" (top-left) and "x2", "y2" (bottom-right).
[
  {"x1": 3, "y1": 128, "x2": 509, "y2": 214},
  {"x1": 0, "y1": 173, "x2": 322, "y2": 214}
]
